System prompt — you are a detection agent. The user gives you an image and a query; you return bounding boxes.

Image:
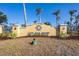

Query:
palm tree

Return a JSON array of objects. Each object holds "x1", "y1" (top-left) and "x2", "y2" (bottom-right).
[
  {"x1": 78, "y1": 25, "x2": 79, "y2": 34},
  {"x1": 66, "y1": 21, "x2": 71, "y2": 34},
  {"x1": 53, "y1": 10, "x2": 60, "y2": 27},
  {"x1": 53, "y1": 10, "x2": 60, "y2": 36},
  {"x1": 35, "y1": 8, "x2": 42, "y2": 23},
  {"x1": 44, "y1": 22, "x2": 52, "y2": 26}
]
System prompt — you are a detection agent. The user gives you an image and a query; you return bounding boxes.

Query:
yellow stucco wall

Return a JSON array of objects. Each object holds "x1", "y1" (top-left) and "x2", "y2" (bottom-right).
[
  {"x1": 60, "y1": 25, "x2": 67, "y2": 35},
  {"x1": 12, "y1": 25, "x2": 20, "y2": 37},
  {"x1": 0, "y1": 25, "x2": 2, "y2": 33},
  {"x1": 0, "y1": 24, "x2": 68, "y2": 37},
  {"x1": 12, "y1": 24, "x2": 68, "y2": 37},
  {"x1": 26, "y1": 24, "x2": 56, "y2": 36},
  {"x1": 12, "y1": 24, "x2": 56, "y2": 37}
]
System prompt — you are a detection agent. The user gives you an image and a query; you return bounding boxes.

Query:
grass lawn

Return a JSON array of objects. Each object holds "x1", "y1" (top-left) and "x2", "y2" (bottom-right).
[{"x1": 0, "y1": 37, "x2": 79, "y2": 56}]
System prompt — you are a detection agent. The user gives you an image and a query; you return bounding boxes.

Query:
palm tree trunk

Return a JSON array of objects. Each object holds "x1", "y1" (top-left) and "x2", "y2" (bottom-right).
[
  {"x1": 56, "y1": 19, "x2": 59, "y2": 37},
  {"x1": 39, "y1": 15, "x2": 41, "y2": 23},
  {"x1": 70, "y1": 16, "x2": 73, "y2": 36}
]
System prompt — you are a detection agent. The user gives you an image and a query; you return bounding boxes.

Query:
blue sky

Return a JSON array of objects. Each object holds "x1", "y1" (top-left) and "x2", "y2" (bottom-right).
[{"x1": 0, "y1": 3, "x2": 79, "y2": 26}]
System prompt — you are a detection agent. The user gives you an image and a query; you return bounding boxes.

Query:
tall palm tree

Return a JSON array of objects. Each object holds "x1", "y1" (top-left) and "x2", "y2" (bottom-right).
[
  {"x1": 44, "y1": 22, "x2": 52, "y2": 26},
  {"x1": 35, "y1": 8, "x2": 42, "y2": 23},
  {"x1": 23, "y1": 3, "x2": 28, "y2": 26},
  {"x1": 53, "y1": 10, "x2": 60, "y2": 36},
  {"x1": 66, "y1": 21, "x2": 71, "y2": 34},
  {"x1": 53, "y1": 10, "x2": 60, "y2": 27}
]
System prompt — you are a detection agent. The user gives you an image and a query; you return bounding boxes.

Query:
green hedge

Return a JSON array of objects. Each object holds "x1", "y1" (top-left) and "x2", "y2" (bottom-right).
[
  {"x1": 60, "y1": 32, "x2": 67, "y2": 38},
  {"x1": 8, "y1": 32, "x2": 17, "y2": 39}
]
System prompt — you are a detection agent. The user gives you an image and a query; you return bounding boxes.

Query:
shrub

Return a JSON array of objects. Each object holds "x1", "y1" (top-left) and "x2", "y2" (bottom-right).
[
  {"x1": 0, "y1": 33, "x2": 8, "y2": 38},
  {"x1": 0, "y1": 32, "x2": 17, "y2": 39},
  {"x1": 8, "y1": 32, "x2": 17, "y2": 39},
  {"x1": 0, "y1": 33, "x2": 1, "y2": 37},
  {"x1": 60, "y1": 32, "x2": 68, "y2": 38}
]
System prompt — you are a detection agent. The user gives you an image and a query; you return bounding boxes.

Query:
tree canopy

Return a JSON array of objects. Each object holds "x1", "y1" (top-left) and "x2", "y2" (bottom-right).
[
  {"x1": 44, "y1": 22, "x2": 52, "y2": 26},
  {"x1": 0, "y1": 11, "x2": 7, "y2": 24}
]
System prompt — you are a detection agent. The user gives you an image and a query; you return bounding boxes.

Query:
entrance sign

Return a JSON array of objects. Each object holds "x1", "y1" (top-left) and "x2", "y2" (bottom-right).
[
  {"x1": 35, "y1": 25, "x2": 42, "y2": 31},
  {"x1": 12, "y1": 24, "x2": 57, "y2": 37},
  {"x1": 26, "y1": 24, "x2": 56, "y2": 36},
  {"x1": 28, "y1": 32, "x2": 49, "y2": 36}
]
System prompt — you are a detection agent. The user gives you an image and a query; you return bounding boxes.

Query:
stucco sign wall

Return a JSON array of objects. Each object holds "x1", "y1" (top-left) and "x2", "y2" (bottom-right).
[
  {"x1": 25, "y1": 24, "x2": 56, "y2": 36},
  {"x1": 12, "y1": 24, "x2": 68, "y2": 37},
  {"x1": 12, "y1": 24, "x2": 57, "y2": 37}
]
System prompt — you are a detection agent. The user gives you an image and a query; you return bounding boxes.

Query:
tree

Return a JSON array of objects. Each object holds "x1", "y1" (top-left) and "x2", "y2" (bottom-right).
[
  {"x1": 44, "y1": 22, "x2": 52, "y2": 26},
  {"x1": 53, "y1": 10, "x2": 60, "y2": 36},
  {"x1": 78, "y1": 25, "x2": 79, "y2": 34},
  {"x1": 75, "y1": 14, "x2": 79, "y2": 34},
  {"x1": 66, "y1": 21, "x2": 71, "y2": 34},
  {"x1": 33, "y1": 20, "x2": 37, "y2": 24},
  {"x1": 0, "y1": 11, "x2": 7, "y2": 24},
  {"x1": 69, "y1": 10, "x2": 77, "y2": 36},
  {"x1": 53, "y1": 10, "x2": 60, "y2": 27},
  {"x1": 67, "y1": 21, "x2": 70, "y2": 26},
  {"x1": 75, "y1": 14, "x2": 79, "y2": 26},
  {"x1": 35, "y1": 8, "x2": 42, "y2": 23},
  {"x1": 69, "y1": 10, "x2": 77, "y2": 22}
]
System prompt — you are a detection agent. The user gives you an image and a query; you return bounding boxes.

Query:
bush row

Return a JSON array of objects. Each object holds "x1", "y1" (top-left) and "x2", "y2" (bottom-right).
[{"x1": 0, "y1": 32, "x2": 17, "y2": 39}]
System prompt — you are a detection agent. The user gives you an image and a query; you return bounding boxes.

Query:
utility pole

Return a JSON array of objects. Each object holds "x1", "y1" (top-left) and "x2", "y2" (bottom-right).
[{"x1": 23, "y1": 3, "x2": 27, "y2": 26}]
